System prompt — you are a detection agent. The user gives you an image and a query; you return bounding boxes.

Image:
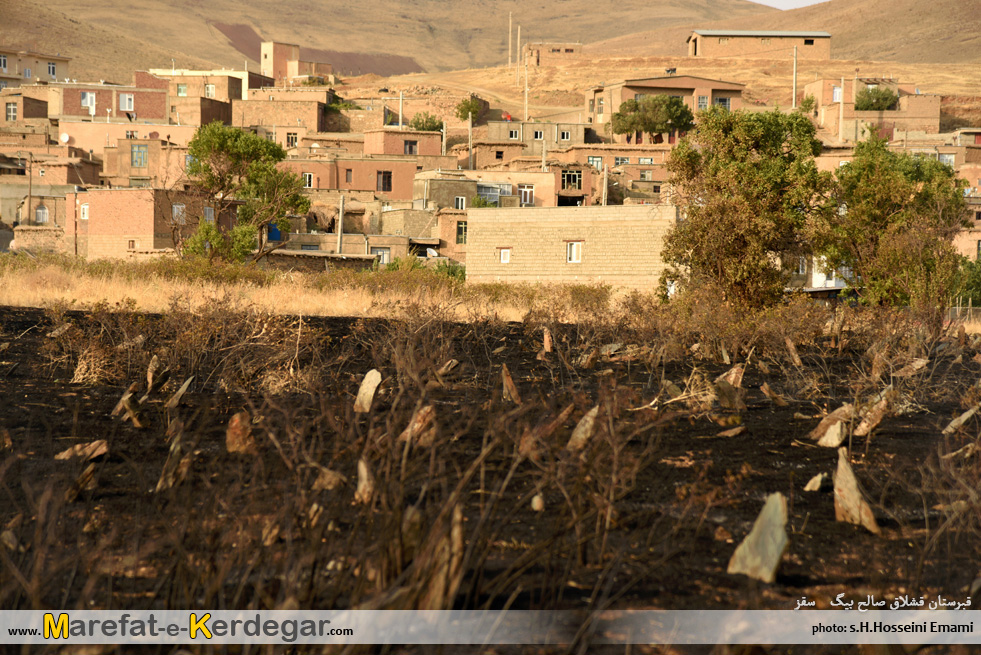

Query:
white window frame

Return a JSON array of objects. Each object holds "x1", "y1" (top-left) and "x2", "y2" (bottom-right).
[
  {"x1": 131, "y1": 144, "x2": 148, "y2": 167},
  {"x1": 48, "y1": 62, "x2": 56, "y2": 77},
  {"x1": 454, "y1": 196, "x2": 466, "y2": 210},
  {"x1": 499, "y1": 248, "x2": 511, "y2": 264},
  {"x1": 614, "y1": 156, "x2": 630, "y2": 166},
  {"x1": 5, "y1": 102, "x2": 16, "y2": 122},
  {"x1": 81, "y1": 91, "x2": 96, "y2": 110},
  {"x1": 560, "y1": 130, "x2": 570, "y2": 141},
  {"x1": 566, "y1": 241, "x2": 582, "y2": 264},
  {"x1": 371, "y1": 247, "x2": 390, "y2": 265},
  {"x1": 171, "y1": 203, "x2": 186, "y2": 225},
  {"x1": 35, "y1": 205, "x2": 49, "y2": 224},
  {"x1": 79, "y1": 203, "x2": 89, "y2": 220},
  {"x1": 177, "y1": 84, "x2": 188, "y2": 97},
  {"x1": 205, "y1": 84, "x2": 216, "y2": 99},
  {"x1": 518, "y1": 184, "x2": 534, "y2": 206},
  {"x1": 455, "y1": 220, "x2": 467, "y2": 245},
  {"x1": 697, "y1": 95, "x2": 708, "y2": 110},
  {"x1": 508, "y1": 129, "x2": 519, "y2": 139},
  {"x1": 938, "y1": 153, "x2": 955, "y2": 167},
  {"x1": 533, "y1": 130, "x2": 544, "y2": 140},
  {"x1": 587, "y1": 156, "x2": 603, "y2": 169},
  {"x1": 713, "y1": 97, "x2": 731, "y2": 110},
  {"x1": 640, "y1": 170, "x2": 653, "y2": 181},
  {"x1": 832, "y1": 86, "x2": 842, "y2": 103},
  {"x1": 23, "y1": 68, "x2": 31, "y2": 79},
  {"x1": 286, "y1": 132, "x2": 298, "y2": 148},
  {"x1": 120, "y1": 93, "x2": 134, "y2": 111},
  {"x1": 302, "y1": 172, "x2": 313, "y2": 188},
  {"x1": 639, "y1": 157, "x2": 654, "y2": 165},
  {"x1": 0, "y1": 55, "x2": 6, "y2": 71},
  {"x1": 203, "y1": 206, "x2": 215, "y2": 223}
]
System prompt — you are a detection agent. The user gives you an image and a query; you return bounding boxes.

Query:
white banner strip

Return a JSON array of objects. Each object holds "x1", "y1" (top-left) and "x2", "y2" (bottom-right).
[{"x1": 1, "y1": 610, "x2": 978, "y2": 645}]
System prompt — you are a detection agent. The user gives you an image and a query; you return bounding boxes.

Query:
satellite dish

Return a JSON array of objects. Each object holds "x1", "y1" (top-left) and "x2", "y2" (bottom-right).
[
  {"x1": 311, "y1": 143, "x2": 320, "y2": 148},
  {"x1": 59, "y1": 133, "x2": 71, "y2": 144},
  {"x1": 426, "y1": 248, "x2": 439, "y2": 258},
  {"x1": 148, "y1": 131, "x2": 159, "y2": 139}
]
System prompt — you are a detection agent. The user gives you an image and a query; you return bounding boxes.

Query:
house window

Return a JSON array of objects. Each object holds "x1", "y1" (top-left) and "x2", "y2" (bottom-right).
[
  {"x1": 376, "y1": 170, "x2": 392, "y2": 192},
  {"x1": 301, "y1": 244, "x2": 319, "y2": 251},
  {"x1": 371, "y1": 247, "x2": 390, "y2": 264},
  {"x1": 518, "y1": 184, "x2": 534, "y2": 205},
  {"x1": 130, "y1": 144, "x2": 148, "y2": 167},
  {"x1": 588, "y1": 99, "x2": 594, "y2": 112},
  {"x1": 35, "y1": 205, "x2": 49, "y2": 224},
  {"x1": 120, "y1": 93, "x2": 134, "y2": 111},
  {"x1": 652, "y1": 184, "x2": 661, "y2": 194},
  {"x1": 455, "y1": 220, "x2": 467, "y2": 245},
  {"x1": 171, "y1": 203, "x2": 186, "y2": 224},
  {"x1": 495, "y1": 150, "x2": 504, "y2": 160},
  {"x1": 128, "y1": 240, "x2": 136, "y2": 250},
  {"x1": 0, "y1": 55, "x2": 6, "y2": 70},
  {"x1": 177, "y1": 84, "x2": 187, "y2": 97},
  {"x1": 80, "y1": 203, "x2": 89, "y2": 220},
  {"x1": 203, "y1": 207, "x2": 215, "y2": 223},
  {"x1": 5, "y1": 103, "x2": 15, "y2": 121},
  {"x1": 587, "y1": 156, "x2": 603, "y2": 169},
  {"x1": 796, "y1": 257, "x2": 807, "y2": 276},
  {"x1": 638, "y1": 157, "x2": 654, "y2": 165},
  {"x1": 713, "y1": 97, "x2": 731, "y2": 110},
  {"x1": 0, "y1": 82, "x2": 6, "y2": 89},
  {"x1": 302, "y1": 172, "x2": 313, "y2": 188},
  {"x1": 938, "y1": 153, "x2": 955, "y2": 167},
  {"x1": 567, "y1": 241, "x2": 582, "y2": 263},
  {"x1": 597, "y1": 99, "x2": 604, "y2": 114},
  {"x1": 560, "y1": 130, "x2": 571, "y2": 141},
  {"x1": 403, "y1": 140, "x2": 418, "y2": 155},
  {"x1": 345, "y1": 169, "x2": 352, "y2": 183},
  {"x1": 205, "y1": 84, "x2": 215, "y2": 98},
  {"x1": 185, "y1": 154, "x2": 196, "y2": 168},
  {"x1": 832, "y1": 86, "x2": 842, "y2": 103},
  {"x1": 23, "y1": 68, "x2": 31, "y2": 79},
  {"x1": 614, "y1": 156, "x2": 629, "y2": 166},
  {"x1": 125, "y1": 130, "x2": 138, "y2": 139},
  {"x1": 38, "y1": 169, "x2": 45, "y2": 177},
  {"x1": 804, "y1": 39, "x2": 815, "y2": 45},
  {"x1": 48, "y1": 62, "x2": 56, "y2": 77},
  {"x1": 499, "y1": 248, "x2": 511, "y2": 264},
  {"x1": 454, "y1": 196, "x2": 466, "y2": 210},
  {"x1": 977, "y1": 241, "x2": 981, "y2": 260},
  {"x1": 718, "y1": 37, "x2": 729, "y2": 44},
  {"x1": 697, "y1": 95, "x2": 708, "y2": 110},
  {"x1": 640, "y1": 170, "x2": 653, "y2": 181},
  {"x1": 561, "y1": 170, "x2": 582, "y2": 190},
  {"x1": 81, "y1": 92, "x2": 96, "y2": 110},
  {"x1": 533, "y1": 130, "x2": 544, "y2": 140},
  {"x1": 508, "y1": 129, "x2": 519, "y2": 139},
  {"x1": 286, "y1": 132, "x2": 298, "y2": 148}
]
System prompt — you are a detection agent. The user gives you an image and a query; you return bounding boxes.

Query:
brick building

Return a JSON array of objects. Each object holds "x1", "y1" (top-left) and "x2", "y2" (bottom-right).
[
  {"x1": 147, "y1": 68, "x2": 273, "y2": 100},
  {"x1": 101, "y1": 137, "x2": 189, "y2": 188},
  {"x1": 15, "y1": 80, "x2": 168, "y2": 121},
  {"x1": 1, "y1": 91, "x2": 49, "y2": 125},
  {"x1": 466, "y1": 204, "x2": 678, "y2": 288},
  {"x1": 281, "y1": 156, "x2": 421, "y2": 201},
  {"x1": 364, "y1": 129, "x2": 442, "y2": 157},
  {"x1": 484, "y1": 120, "x2": 589, "y2": 156},
  {"x1": 414, "y1": 167, "x2": 595, "y2": 209},
  {"x1": 804, "y1": 77, "x2": 941, "y2": 141},
  {"x1": 260, "y1": 41, "x2": 334, "y2": 86},
  {"x1": 232, "y1": 98, "x2": 330, "y2": 149},
  {"x1": 686, "y1": 30, "x2": 831, "y2": 59},
  {"x1": 0, "y1": 47, "x2": 71, "y2": 89},
  {"x1": 586, "y1": 76, "x2": 744, "y2": 142}
]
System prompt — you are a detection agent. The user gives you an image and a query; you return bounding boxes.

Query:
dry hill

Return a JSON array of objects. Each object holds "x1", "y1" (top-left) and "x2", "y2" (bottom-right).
[
  {"x1": 586, "y1": 0, "x2": 981, "y2": 64},
  {"x1": 0, "y1": 0, "x2": 774, "y2": 81}
]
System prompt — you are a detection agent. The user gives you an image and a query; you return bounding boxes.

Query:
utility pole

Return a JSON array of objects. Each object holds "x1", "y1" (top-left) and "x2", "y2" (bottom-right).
[
  {"x1": 541, "y1": 140, "x2": 547, "y2": 172},
  {"x1": 602, "y1": 164, "x2": 608, "y2": 206},
  {"x1": 399, "y1": 91, "x2": 404, "y2": 130},
  {"x1": 524, "y1": 59, "x2": 529, "y2": 121},
  {"x1": 508, "y1": 12, "x2": 512, "y2": 69},
  {"x1": 515, "y1": 25, "x2": 520, "y2": 86},
  {"x1": 18, "y1": 151, "x2": 33, "y2": 225},
  {"x1": 838, "y1": 76, "x2": 845, "y2": 144},
  {"x1": 441, "y1": 122, "x2": 446, "y2": 156},
  {"x1": 336, "y1": 194, "x2": 344, "y2": 254},
  {"x1": 468, "y1": 112, "x2": 473, "y2": 170},
  {"x1": 792, "y1": 46, "x2": 798, "y2": 109}
]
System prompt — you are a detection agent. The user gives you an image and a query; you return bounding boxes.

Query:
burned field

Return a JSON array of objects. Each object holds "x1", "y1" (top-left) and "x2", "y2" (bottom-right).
[{"x1": 1, "y1": 300, "x2": 980, "y2": 629}]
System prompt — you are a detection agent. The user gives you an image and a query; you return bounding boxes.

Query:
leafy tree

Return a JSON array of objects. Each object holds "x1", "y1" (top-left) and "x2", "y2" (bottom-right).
[
  {"x1": 409, "y1": 112, "x2": 444, "y2": 132},
  {"x1": 854, "y1": 86, "x2": 898, "y2": 111},
  {"x1": 470, "y1": 195, "x2": 495, "y2": 208},
  {"x1": 183, "y1": 221, "x2": 257, "y2": 263},
  {"x1": 808, "y1": 135, "x2": 968, "y2": 322},
  {"x1": 610, "y1": 95, "x2": 695, "y2": 142},
  {"x1": 662, "y1": 107, "x2": 830, "y2": 307},
  {"x1": 184, "y1": 122, "x2": 310, "y2": 261},
  {"x1": 455, "y1": 96, "x2": 482, "y2": 123},
  {"x1": 797, "y1": 95, "x2": 816, "y2": 115}
]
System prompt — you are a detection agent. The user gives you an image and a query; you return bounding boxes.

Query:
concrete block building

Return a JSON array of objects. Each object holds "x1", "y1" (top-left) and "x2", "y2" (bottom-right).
[
  {"x1": 0, "y1": 47, "x2": 71, "y2": 89},
  {"x1": 466, "y1": 204, "x2": 678, "y2": 288}
]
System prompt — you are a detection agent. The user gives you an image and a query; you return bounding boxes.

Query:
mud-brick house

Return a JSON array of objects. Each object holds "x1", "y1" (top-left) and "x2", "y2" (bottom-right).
[
  {"x1": 804, "y1": 77, "x2": 941, "y2": 141},
  {"x1": 101, "y1": 137, "x2": 189, "y2": 188},
  {"x1": 686, "y1": 30, "x2": 831, "y2": 59}
]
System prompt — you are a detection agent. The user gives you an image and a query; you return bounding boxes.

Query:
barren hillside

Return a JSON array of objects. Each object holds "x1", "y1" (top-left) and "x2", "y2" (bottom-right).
[
  {"x1": 586, "y1": 0, "x2": 981, "y2": 63},
  {"x1": 0, "y1": 0, "x2": 775, "y2": 81}
]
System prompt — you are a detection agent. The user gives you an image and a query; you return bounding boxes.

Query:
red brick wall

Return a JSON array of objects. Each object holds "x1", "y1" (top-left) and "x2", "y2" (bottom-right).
[{"x1": 364, "y1": 130, "x2": 442, "y2": 156}]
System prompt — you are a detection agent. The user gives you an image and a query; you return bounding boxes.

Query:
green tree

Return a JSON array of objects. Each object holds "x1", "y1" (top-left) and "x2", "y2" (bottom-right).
[
  {"x1": 854, "y1": 86, "x2": 898, "y2": 111},
  {"x1": 185, "y1": 122, "x2": 310, "y2": 262},
  {"x1": 662, "y1": 107, "x2": 830, "y2": 307},
  {"x1": 808, "y1": 135, "x2": 968, "y2": 321},
  {"x1": 455, "y1": 96, "x2": 482, "y2": 123},
  {"x1": 409, "y1": 112, "x2": 444, "y2": 132},
  {"x1": 610, "y1": 95, "x2": 695, "y2": 142}
]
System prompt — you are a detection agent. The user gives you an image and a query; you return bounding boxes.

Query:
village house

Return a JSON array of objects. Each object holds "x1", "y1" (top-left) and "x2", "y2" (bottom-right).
[
  {"x1": 466, "y1": 204, "x2": 678, "y2": 288},
  {"x1": 0, "y1": 46, "x2": 71, "y2": 90},
  {"x1": 281, "y1": 155, "x2": 421, "y2": 202},
  {"x1": 260, "y1": 41, "x2": 334, "y2": 86},
  {"x1": 100, "y1": 137, "x2": 189, "y2": 188},
  {"x1": 131, "y1": 71, "x2": 237, "y2": 127},
  {"x1": 804, "y1": 77, "x2": 941, "y2": 141},
  {"x1": 1, "y1": 90, "x2": 49, "y2": 125},
  {"x1": 686, "y1": 30, "x2": 831, "y2": 59},
  {"x1": 232, "y1": 97, "x2": 330, "y2": 149},
  {"x1": 13, "y1": 79, "x2": 169, "y2": 122},
  {"x1": 414, "y1": 165, "x2": 595, "y2": 209},
  {"x1": 585, "y1": 75, "x2": 744, "y2": 143},
  {"x1": 484, "y1": 120, "x2": 591, "y2": 156},
  {"x1": 522, "y1": 42, "x2": 583, "y2": 67},
  {"x1": 146, "y1": 67, "x2": 274, "y2": 101}
]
